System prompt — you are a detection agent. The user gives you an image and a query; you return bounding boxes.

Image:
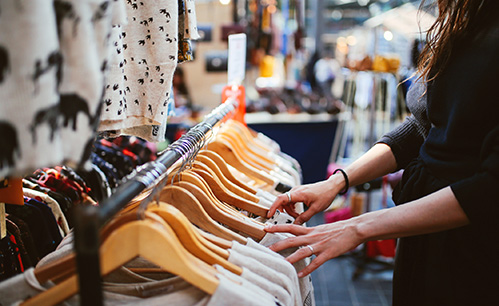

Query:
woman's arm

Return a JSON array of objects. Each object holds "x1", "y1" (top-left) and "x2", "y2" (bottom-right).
[
  {"x1": 267, "y1": 143, "x2": 398, "y2": 224},
  {"x1": 265, "y1": 186, "x2": 469, "y2": 277}
]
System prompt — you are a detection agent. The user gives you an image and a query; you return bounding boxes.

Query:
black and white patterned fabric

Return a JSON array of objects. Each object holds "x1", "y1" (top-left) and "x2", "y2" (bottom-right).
[
  {"x1": 99, "y1": 0, "x2": 180, "y2": 142},
  {"x1": 0, "y1": 0, "x2": 121, "y2": 178}
]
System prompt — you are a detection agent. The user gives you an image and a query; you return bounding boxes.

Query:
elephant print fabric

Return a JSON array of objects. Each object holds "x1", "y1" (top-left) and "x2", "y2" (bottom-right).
[
  {"x1": 0, "y1": 0, "x2": 118, "y2": 178},
  {"x1": 98, "y1": 0, "x2": 180, "y2": 142}
]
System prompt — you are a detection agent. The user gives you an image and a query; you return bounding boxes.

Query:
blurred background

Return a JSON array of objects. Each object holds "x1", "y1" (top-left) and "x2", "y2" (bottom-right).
[{"x1": 165, "y1": 1, "x2": 437, "y2": 305}]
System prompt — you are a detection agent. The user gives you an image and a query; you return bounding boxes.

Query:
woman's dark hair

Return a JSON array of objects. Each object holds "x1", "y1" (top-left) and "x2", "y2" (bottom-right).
[{"x1": 417, "y1": 0, "x2": 498, "y2": 82}]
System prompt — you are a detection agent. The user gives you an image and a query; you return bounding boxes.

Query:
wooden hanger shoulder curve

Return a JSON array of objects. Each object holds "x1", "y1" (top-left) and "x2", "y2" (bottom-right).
[
  {"x1": 206, "y1": 141, "x2": 275, "y2": 187},
  {"x1": 158, "y1": 185, "x2": 246, "y2": 244},
  {"x1": 191, "y1": 166, "x2": 268, "y2": 218},
  {"x1": 23, "y1": 219, "x2": 219, "y2": 306},
  {"x1": 148, "y1": 203, "x2": 241, "y2": 275},
  {"x1": 197, "y1": 150, "x2": 257, "y2": 195},
  {"x1": 173, "y1": 181, "x2": 265, "y2": 241}
]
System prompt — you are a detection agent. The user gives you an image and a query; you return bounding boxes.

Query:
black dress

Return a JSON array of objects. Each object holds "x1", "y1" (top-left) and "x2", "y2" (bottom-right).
[{"x1": 379, "y1": 16, "x2": 499, "y2": 306}]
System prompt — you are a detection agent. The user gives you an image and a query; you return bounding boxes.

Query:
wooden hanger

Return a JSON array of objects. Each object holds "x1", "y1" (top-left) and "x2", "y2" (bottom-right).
[
  {"x1": 158, "y1": 185, "x2": 247, "y2": 243},
  {"x1": 216, "y1": 128, "x2": 297, "y2": 185},
  {"x1": 206, "y1": 140, "x2": 276, "y2": 187},
  {"x1": 171, "y1": 180, "x2": 265, "y2": 241},
  {"x1": 220, "y1": 123, "x2": 296, "y2": 177},
  {"x1": 224, "y1": 119, "x2": 277, "y2": 154},
  {"x1": 194, "y1": 155, "x2": 260, "y2": 203},
  {"x1": 147, "y1": 203, "x2": 242, "y2": 275},
  {"x1": 198, "y1": 229, "x2": 233, "y2": 250},
  {"x1": 23, "y1": 213, "x2": 220, "y2": 306},
  {"x1": 219, "y1": 124, "x2": 277, "y2": 166},
  {"x1": 198, "y1": 150, "x2": 258, "y2": 194},
  {"x1": 169, "y1": 170, "x2": 247, "y2": 220},
  {"x1": 216, "y1": 133, "x2": 274, "y2": 171},
  {"x1": 191, "y1": 164, "x2": 268, "y2": 217}
]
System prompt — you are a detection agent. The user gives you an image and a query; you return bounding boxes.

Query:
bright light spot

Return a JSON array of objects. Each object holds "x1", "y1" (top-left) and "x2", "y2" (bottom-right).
[
  {"x1": 267, "y1": 5, "x2": 277, "y2": 14},
  {"x1": 384, "y1": 30, "x2": 393, "y2": 41},
  {"x1": 346, "y1": 35, "x2": 357, "y2": 46},
  {"x1": 220, "y1": 0, "x2": 231, "y2": 5},
  {"x1": 331, "y1": 10, "x2": 342, "y2": 21}
]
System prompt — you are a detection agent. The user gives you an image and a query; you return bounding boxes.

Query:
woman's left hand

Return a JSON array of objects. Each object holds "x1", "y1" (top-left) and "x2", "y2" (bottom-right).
[{"x1": 264, "y1": 219, "x2": 365, "y2": 277}]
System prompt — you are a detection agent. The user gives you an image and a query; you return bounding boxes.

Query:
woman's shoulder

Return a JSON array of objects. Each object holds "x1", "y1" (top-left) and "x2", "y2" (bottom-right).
[{"x1": 406, "y1": 79, "x2": 427, "y2": 112}]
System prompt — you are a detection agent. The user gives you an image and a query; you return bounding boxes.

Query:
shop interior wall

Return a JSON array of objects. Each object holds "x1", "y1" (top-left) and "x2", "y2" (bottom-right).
[{"x1": 182, "y1": 1, "x2": 233, "y2": 110}]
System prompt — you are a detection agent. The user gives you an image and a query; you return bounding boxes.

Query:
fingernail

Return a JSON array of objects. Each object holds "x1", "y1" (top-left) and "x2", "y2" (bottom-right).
[{"x1": 297, "y1": 272, "x2": 304, "y2": 278}]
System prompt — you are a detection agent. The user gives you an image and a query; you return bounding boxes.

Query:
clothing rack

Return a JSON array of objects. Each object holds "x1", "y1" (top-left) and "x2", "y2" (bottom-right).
[{"x1": 72, "y1": 98, "x2": 238, "y2": 306}]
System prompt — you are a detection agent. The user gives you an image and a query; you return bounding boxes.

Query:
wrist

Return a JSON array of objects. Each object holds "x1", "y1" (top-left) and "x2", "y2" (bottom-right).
[
  {"x1": 327, "y1": 170, "x2": 348, "y2": 194},
  {"x1": 354, "y1": 209, "x2": 388, "y2": 243},
  {"x1": 352, "y1": 213, "x2": 372, "y2": 243}
]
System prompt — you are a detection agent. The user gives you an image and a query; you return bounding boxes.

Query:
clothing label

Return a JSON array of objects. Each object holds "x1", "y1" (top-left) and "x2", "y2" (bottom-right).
[
  {"x1": 0, "y1": 178, "x2": 24, "y2": 205},
  {"x1": 228, "y1": 33, "x2": 247, "y2": 85}
]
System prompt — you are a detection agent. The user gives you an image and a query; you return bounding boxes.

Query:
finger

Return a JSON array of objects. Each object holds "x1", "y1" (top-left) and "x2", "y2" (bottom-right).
[
  {"x1": 267, "y1": 234, "x2": 311, "y2": 253},
  {"x1": 264, "y1": 223, "x2": 310, "y2": 236},
  {"x1": 283, "y1": 203, "x2": 300, "y2": 219},
  {"x1": 285, "y1": 246, "x2": 314, "y2": 265},
  {"x1": 267, "y1": 193, "x2": 289, "y2": 218},
  {"x1": 294, "y1": 206, "x2": 317, "y2": 225},
  {"x1": 297, "y1": 253, "x2": 328, "y2": 278}
]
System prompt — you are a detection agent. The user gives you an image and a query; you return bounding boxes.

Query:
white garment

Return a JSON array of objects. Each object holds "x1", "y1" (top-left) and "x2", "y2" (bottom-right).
[
  {"x1": 214, "y1": 265, "x2": 285, "y2": 305},
  {"x1": 259, "y1": 211, "x2": 316, "y2": 306},
  {"x1": 216, "y1": 265, "x2": 292, "y2": 306},
  {"x1": 184, "y1": 0, "x2": 200, "y2": 40},
  {"x1": 228, "y1": 245, "x2": 302, "y2": 306},
  {"x1": 99, "y1": 0, "x2": 179, "y2": 142}
]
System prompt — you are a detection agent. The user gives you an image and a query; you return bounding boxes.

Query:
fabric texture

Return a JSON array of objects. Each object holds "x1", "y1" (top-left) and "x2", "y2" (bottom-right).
[
  {"x1": 229, "y1": 243, "x2": 301, "y2": 306},
  {"x1": 98, "y1": 0, "x2": 179, "y2": 142},
  {"x1": 259, "y1": 210, "x2": 315, "y2": 306},
  {"x1": 0, "y1": 0, "x2": 114, "y2": 177}
]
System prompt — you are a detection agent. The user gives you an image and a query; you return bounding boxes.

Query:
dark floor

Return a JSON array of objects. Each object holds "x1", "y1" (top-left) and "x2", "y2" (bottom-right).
[{"x1": 308, "y1": 212, "x2": 394, "y2": 306}]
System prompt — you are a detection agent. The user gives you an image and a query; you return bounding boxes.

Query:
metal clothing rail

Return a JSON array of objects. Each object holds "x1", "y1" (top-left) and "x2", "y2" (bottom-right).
[{"x1": 72, "y1": 98, "x2": 238, "y2": 306}]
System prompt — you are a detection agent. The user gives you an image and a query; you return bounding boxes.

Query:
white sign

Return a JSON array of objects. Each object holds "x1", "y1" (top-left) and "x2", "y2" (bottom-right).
[{"x1": 227, "y1": 33, "x2": 247, "y2": 86}]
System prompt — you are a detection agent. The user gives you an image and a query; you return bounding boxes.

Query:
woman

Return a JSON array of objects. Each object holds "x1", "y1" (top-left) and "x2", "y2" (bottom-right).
[{"x1": 265, "y1": 1, "x2": 499, "y2": 305}]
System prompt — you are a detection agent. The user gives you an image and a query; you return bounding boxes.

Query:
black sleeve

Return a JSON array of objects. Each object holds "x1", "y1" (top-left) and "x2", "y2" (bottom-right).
[
  {"x1": 451, "y1": 125, "x2": 499, "y2": 229},
  {"x1": 377, "y1": 115, "x2": 425, "y2": 170},
  {"x1": 377, "y1": 80, "x2": 430, "y2": 170}
]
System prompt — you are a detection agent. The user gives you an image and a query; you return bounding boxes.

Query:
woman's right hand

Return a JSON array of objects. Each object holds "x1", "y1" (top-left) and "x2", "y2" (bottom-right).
[{"x1": 267, "y1": 175, "x2": 346, "y2": 225}]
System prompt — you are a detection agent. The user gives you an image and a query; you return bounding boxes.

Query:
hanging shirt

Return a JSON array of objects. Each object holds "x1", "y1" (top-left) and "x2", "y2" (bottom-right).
[
  {"x1": 258, "y1": 210, "x2": 316, "y2": 306},
  {"x1": 228, "y1": 246, "x2": 301, "y2": 306},
  {"x1": 215, "y1": 265, "x2": 292, "y2": 306},
  {"x1": 99, "y1": 0, "x2": 179, "y2": 142},
  {"x1": 22, "y1": 188, "x2": 70, "y2": 237}
]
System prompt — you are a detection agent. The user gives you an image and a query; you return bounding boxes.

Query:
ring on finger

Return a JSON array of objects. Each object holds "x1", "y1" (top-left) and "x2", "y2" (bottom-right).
[
  {"x1": 306, "y1": 245, "x2": 315, "y2": 256},
  {"x1": 285, "y1": 192, "x2": 292, "y2": 203}
]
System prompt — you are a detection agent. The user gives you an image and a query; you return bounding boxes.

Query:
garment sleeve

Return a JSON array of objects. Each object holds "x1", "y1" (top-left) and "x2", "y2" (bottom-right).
[
  {"x1": 378, "y1": 115, "x2": 425, "y2": 170},
  {"x1": 377, "y1": 80, "x2": 430, "y2": 170},
  {"x1": 451, "y1": 125, "x2": 499, "y2": 229}
]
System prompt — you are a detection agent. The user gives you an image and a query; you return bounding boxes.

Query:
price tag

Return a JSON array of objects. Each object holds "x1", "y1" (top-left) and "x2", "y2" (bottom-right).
[
  {"x1": 0, "y1": 178, "x2": 24, "y2": 205},
  {"x1": 227, "y1": 33, "x2": 247, "y2": 86}
]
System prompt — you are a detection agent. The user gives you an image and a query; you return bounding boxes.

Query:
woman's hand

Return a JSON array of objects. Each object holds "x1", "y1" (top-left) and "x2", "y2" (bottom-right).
[
  {"x1": 264, "y1": 219, "x2": 364, "y2": 277},
  {"x1": 267, "y1": 175, "x2": 345, "y2": 225}
]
